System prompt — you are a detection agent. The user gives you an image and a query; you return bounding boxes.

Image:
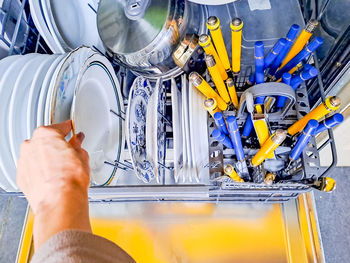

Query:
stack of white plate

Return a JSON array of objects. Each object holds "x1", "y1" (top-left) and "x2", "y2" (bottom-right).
[
  {"x1": 29, "y1": 0, "x2": 104, "y2": 53},
  {"x1": 173, "y1": 74, "x2": 209, "y2": 184},
  {"x1": 0, "y1": 46, "x2": 124, "y2": 191}
]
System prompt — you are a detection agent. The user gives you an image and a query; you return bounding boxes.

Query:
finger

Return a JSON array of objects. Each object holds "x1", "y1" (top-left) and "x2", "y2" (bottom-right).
[
  {"x1": 49, "y1": 120, "x2": 72, "y2": 137},
  {"x1": 69, "y1": 132, "x2": 85, "y2": 151},
  {"x1": 80, "y1": 148, "x2": 90, "y2": 163}
]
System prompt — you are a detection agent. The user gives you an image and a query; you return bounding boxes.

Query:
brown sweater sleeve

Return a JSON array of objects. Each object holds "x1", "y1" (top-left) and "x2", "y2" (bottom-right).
[{"x1": 30, "y1": 230, "x2": 136, "y2": 263}]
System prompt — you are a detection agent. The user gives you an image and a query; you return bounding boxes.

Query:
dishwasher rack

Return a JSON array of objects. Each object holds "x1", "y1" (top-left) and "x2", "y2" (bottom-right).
[{"x1": 0, "y1": 0, "x2": 339, "y2": 203}]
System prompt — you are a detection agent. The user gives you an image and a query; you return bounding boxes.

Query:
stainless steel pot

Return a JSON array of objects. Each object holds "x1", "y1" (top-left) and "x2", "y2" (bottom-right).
[{"x1": 97, "y1": 0, "x2": 208, "y2": 79}]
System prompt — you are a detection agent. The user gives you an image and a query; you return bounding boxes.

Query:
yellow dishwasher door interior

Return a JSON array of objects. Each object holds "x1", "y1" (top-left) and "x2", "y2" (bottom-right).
[{"x1": 17, "y1": 193, "x2": 323, "y2": 263}]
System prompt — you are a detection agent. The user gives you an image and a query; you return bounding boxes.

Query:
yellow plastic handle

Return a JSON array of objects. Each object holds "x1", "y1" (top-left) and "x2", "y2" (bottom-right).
[
  {"x1": 226, "y1": 79, "x2": 239, "y2": 109},
  {"x1": 287, "y1": 97, "x2": 340, "y2": 135},
  {"x1": 192, "y1": 77, "x2": 228, "y2": 111},
  {"x1": 253, "y1": 119, "x2": 274, "y2": 159},
  {"x1": 200, "y1": 35, "x2": 228, "y2": 80},
  {"x1": 207, "y1": 64, "x2": 231, "y2": 104},
  {"x1": 231, "y1": 20, "x2": 243, "y2": 73},
  {"x1": 207, "y1": 18, "x2": 231, "y2": 71},
  {"x1": 251, "y1": 135, "x2": 280, "y2": 166}
]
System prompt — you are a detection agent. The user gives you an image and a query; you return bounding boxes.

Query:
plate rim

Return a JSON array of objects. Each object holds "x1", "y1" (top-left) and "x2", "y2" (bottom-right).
[
  {"x1": 126, "y1": 76, "x2": 155, "y2": 183},
  {"x1": 36, "y1": 54, "x2": 67, "y2": 127},
  {"x1": 40, "y1": 0, "x2": 70, "y2": 51},
  {"x1": 26, "y1": 55, "x2": 60, "y2": 138},
  {"x1": 71, "y1": 53, "x2": 125, "y2": 186},
  {"x1": 171, "y1": 77, "x2": 183, "y2": 183},
  {"x1": 29, "y1": 0, "x2": 64, "y2": 53},
  {"x1": 47, "y1": 47, "x2": 96, "y2": 125},
  {"x1": 0, "y1": 54, "x2": 37, "y2": 190},
  {"x1": 8, "y1": 54, "x2": 50, "y2": 165}
]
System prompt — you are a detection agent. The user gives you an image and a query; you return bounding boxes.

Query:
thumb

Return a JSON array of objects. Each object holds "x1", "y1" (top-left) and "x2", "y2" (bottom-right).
[{"x1": 69, "y1": 132, "x2": 85, "y2": 151}]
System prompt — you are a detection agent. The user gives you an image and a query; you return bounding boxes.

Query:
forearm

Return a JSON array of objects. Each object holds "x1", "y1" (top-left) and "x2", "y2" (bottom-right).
[{"x1": 33, "y1": 188, "x2": 91, "y2": 249}]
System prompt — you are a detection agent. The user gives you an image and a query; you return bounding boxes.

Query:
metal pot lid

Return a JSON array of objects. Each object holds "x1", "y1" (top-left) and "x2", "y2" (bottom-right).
[{"x1": 97, "y1": 0, "x2": 170, "y2": 55}]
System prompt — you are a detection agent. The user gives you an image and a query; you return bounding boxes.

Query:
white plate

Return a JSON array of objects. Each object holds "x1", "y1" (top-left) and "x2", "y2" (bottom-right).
[
  {"x1": 71, "y1": 53, "x2": 124, "y2": 186},
  {"x1": 36, "y1": 54, "x2": 67, "y2": 127},
  {"x1": 171, "y1": 77, "x2": 183, "y2": 183},
  {"x1": 189, "y1": 78, "x2": 209, "y2": 183},
  {"x1": 150, "y1": 78, "x2": 166, "y2": 184},
  {"x1": 183, "y1": 75, "x2": 195, "y2": 183},
  {"x1": 183, "y1": 75, "x2": 194, "y2": 183},
  {"x1": 126, "y1": 76, "x2": 155, "y2": 183},
  {"x1": 0, "y1": 54, "x2": 36, "y2": 190},
  {"x1": 145, "y1": 89, "x2": 157, "y2": 172},
  {"x1": 157, "y1": 83, "x2": 166, "y2": 183},
  {"x1": 41, "y1": 0, "x2": 104, "y2": 52},
  {"x1": 188, "y1": 78, "x2": 200, "y2": 183},
  {"x1": 8, "y1": 54, "x2": 51, "y2": 165},
  {"x1": 29, "y1": 0, "x2": 63, "y2": 53},
  {"x1": 46, "y1": 47, "x2": 96, "y2": 125},
  {"x1": 180, "y1": 74, "x2": 188, "y2": 183},
  {"x1": 26, "y1": 55, "x2": 60, "y2": 138},
  {"x1": 0, "y1": 55, "x2": 22, "y2": 191}
]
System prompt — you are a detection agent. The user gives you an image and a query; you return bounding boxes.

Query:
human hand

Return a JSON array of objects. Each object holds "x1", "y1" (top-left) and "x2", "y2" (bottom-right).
[{"x1": 17, "y1": 120, "x2": 92, "y2": 248}]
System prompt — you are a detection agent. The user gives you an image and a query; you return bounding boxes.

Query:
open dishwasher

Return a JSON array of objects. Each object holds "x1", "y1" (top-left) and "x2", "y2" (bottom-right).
[{"x1": 0, "y1": 0, "x2": 349, "y2": 262}]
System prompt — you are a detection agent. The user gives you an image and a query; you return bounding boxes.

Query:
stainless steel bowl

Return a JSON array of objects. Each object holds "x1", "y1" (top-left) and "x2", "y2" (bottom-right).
[{"x1": 97, "y1": 0, "x2": 207, "y2": 79}]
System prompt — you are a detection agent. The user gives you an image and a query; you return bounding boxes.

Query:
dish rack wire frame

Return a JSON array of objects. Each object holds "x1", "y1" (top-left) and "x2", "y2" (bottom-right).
[
  {"x1": 0, "y1": 0, "x2": 51, "y2": 56},
  {"x1": 0, "y1": 0, "x2": 338, "y2": 203}
]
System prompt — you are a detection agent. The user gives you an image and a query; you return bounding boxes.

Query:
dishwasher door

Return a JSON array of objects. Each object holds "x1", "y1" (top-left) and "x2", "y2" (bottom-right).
[{"x1": 17, "y1": 193, "x2": 324, "y2": 263}]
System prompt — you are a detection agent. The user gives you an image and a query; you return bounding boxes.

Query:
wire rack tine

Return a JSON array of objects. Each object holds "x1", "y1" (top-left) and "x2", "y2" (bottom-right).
[
  {"x1": 104, "y1": 160, "x2": 133, "y2": 170},
  {"x1": 115, "y1": 160, "x2": 133, "y2": 170},
  {"x1": 158, "y1": 111, "x2": 172, "y2": 127},
  {"x1": 110, "y1": 109, "x2": 125, "y2": 120},
  {"x1": 158, "y1": 161, "x2": 173, "y2": 170},
  {"x1": 88, "y1": 3, "x2": 97, "y2": 14},
  {"x1": 92, "y1": 45, "x2": 104, "y2": 56},
  {"x1": 9, "y1": 0, "x2": 26, "y2": 55}
]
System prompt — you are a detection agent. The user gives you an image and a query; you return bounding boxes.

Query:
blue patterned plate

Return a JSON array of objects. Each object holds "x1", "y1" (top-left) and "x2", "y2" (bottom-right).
[
  {"x1": 126, "y1": 76, "x2": 155, "y2": 183},
  {"x1": 151, "y1": 78, "x2": 166, "y2": 183}
]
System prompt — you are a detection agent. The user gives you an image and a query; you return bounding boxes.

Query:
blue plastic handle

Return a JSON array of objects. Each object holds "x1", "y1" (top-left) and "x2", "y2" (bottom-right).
[
  {"x1": 276, "y1": 67, "x2": 318, "y2": 109},
  {"x1": 242, "y1": 114, "x2": 254, "y2": 138},
  {"x1": 302, "y1": 64, "x2": 313, "y2": 71},
  {"x1": 275, "y1": 73, "x2": 292, "y2": 108},
  {"x1": 286, "y1": 24, "x2": 300, "y2": 41},
  {"x1": 226, "y1": 115, "x2": 239, "y2": 131},
  {"x1": 226, "y1": 116, "x2": 245, "y2": 161},
  {"x1": 314, "y1": 113, "x2": 344, "y2": 134},
  {"x1": 290, "y1": 66, "x2": 318, "y2": 88},
  {"x1": 248, "y1": 73, "x2": 255, "y2": 86},
  {"x1": 212, "y1": 129, "x2": 233, "y2": 149},
  {"x1": 282, "y1": 72, "x2": 292, "y2": 85},
  {"x1": 214, "y1": 112, "x2": 228, "y2": 135},
  {"x1": 289, "y1": 119, "x2": 319, "y2": 161},
  {"x1": 255, "y1": 41, "x2": 265, "y2": 103},
  {"x1": 264, "y1": 38, "x2": 287, "y2": 69},
  {"x1": 307, "y1": 37, "x2": 323, "y2": 51},
  {"x1": 255, "y1": 41, "x2": 265, "y2": 85}
]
